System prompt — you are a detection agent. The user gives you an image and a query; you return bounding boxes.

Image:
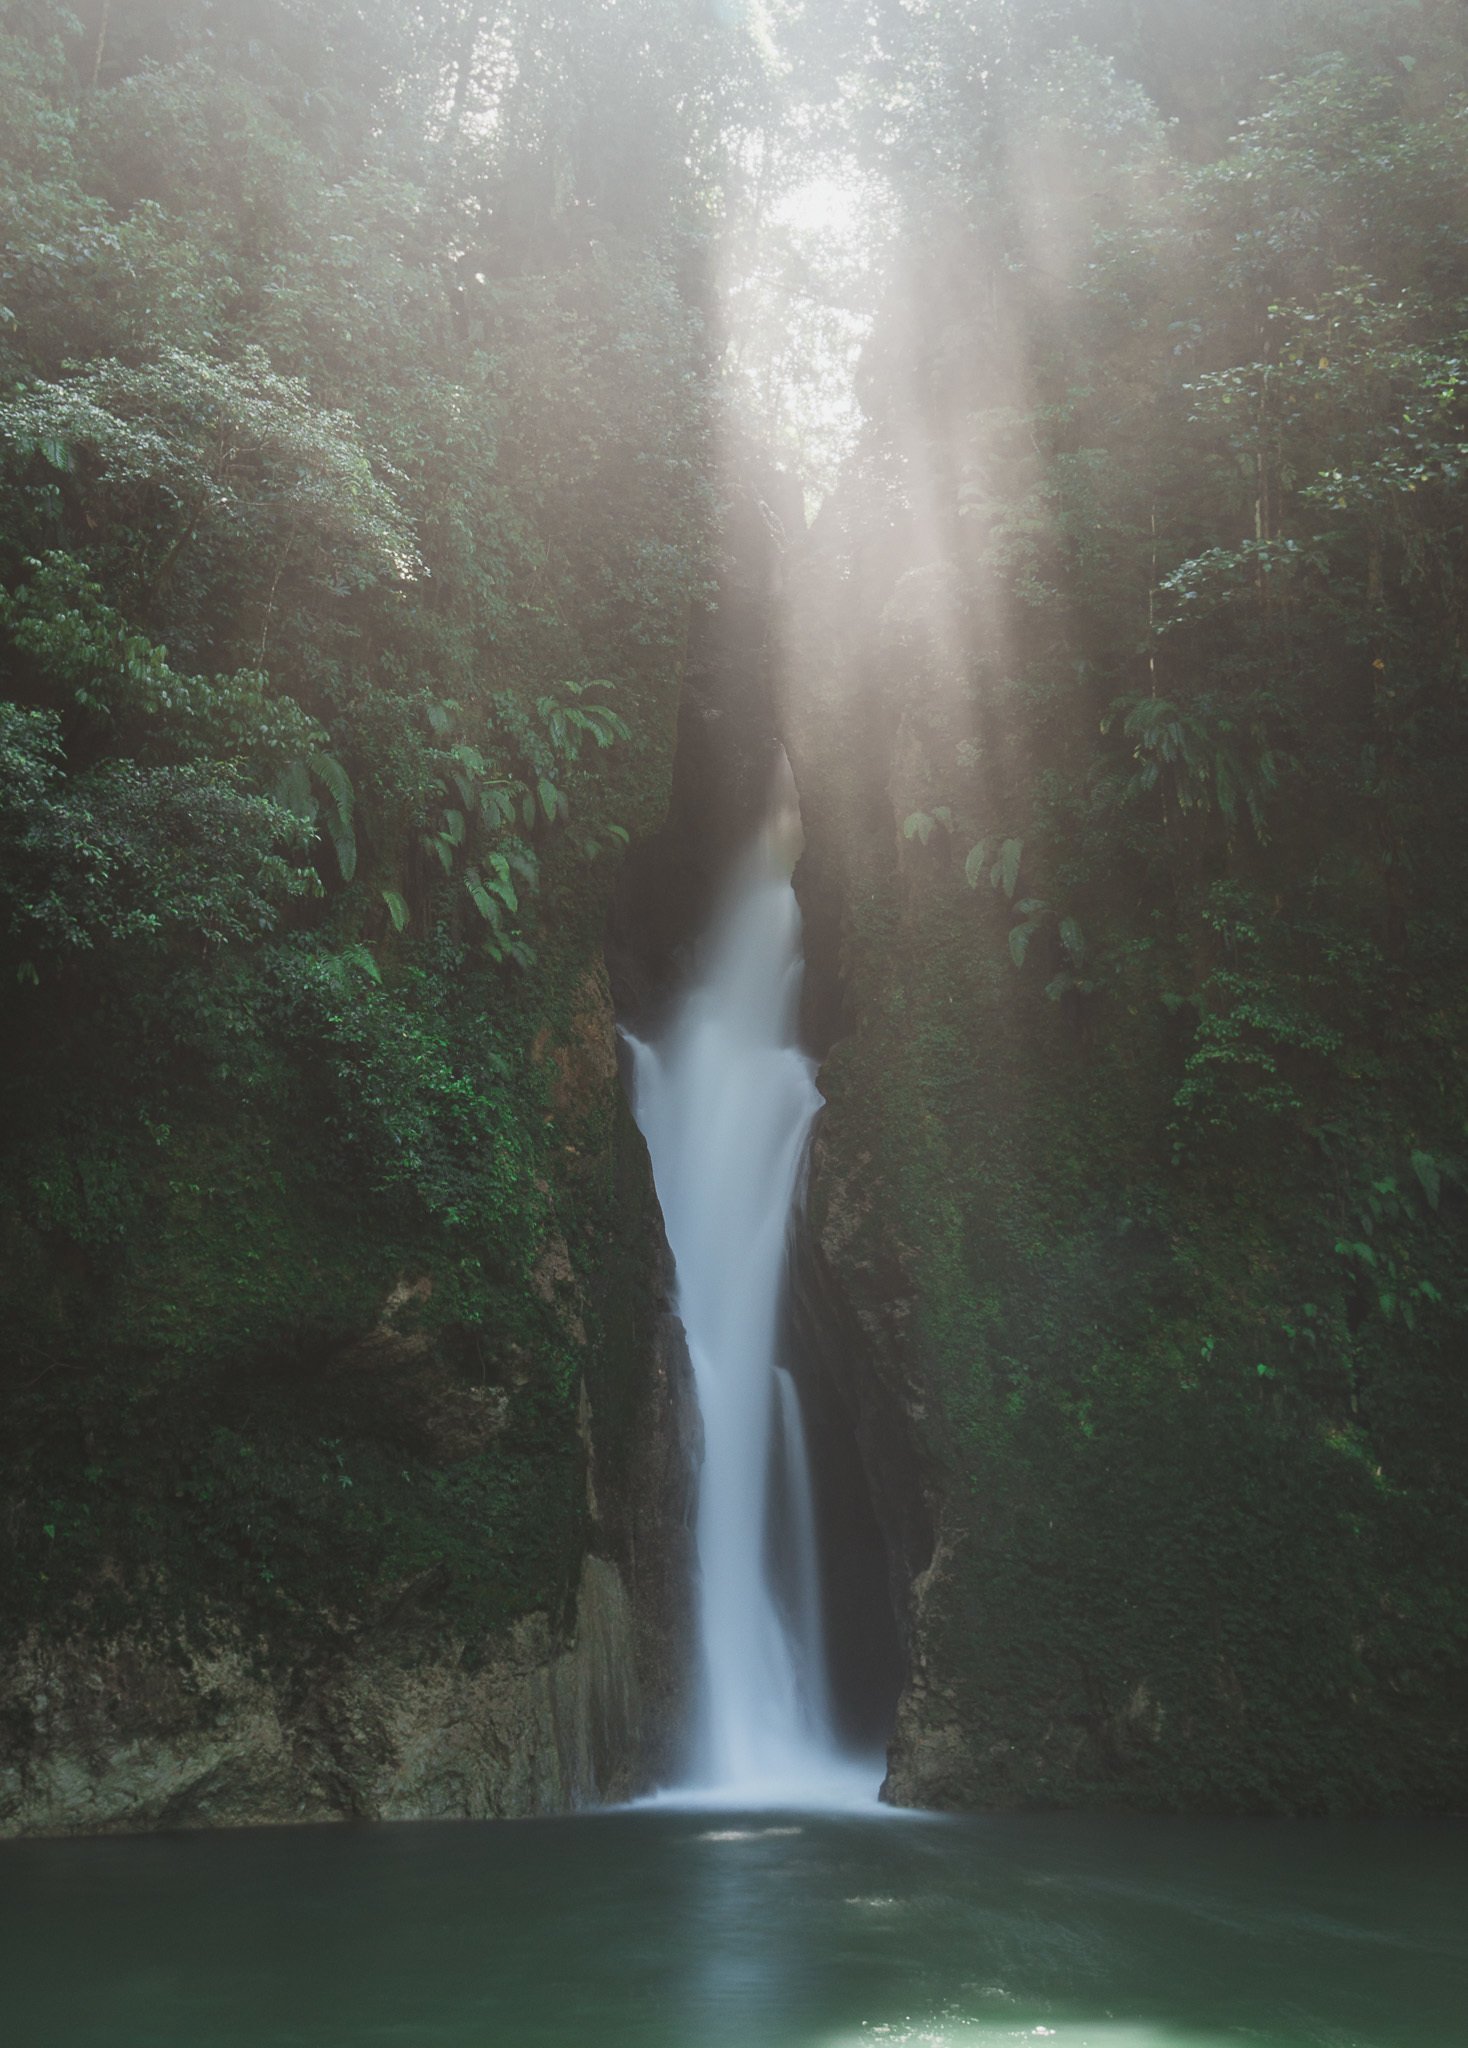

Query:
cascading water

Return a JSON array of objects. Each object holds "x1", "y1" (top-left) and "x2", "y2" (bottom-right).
[{"x1": 626, "y1": 772, "x2": 880, "y2": 1807}]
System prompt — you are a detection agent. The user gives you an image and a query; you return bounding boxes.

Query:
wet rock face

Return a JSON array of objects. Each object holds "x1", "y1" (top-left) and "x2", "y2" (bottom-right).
[
  {"x1": 0, "y1": 1556, "x2": 644, "y2": 1835},
  {"x1": 786, "y1": 1209, "x2": 930, "y2": 1760},
  {"x1": 624, "y1": 1304, "x2": 701, "y2": 1786},
  {"x1": 787, "y1": 1078, "x2": 959, "y2": 1807},
  {"x1": 877, "y1": 1545, "x2": 985, "y2": 1812}
]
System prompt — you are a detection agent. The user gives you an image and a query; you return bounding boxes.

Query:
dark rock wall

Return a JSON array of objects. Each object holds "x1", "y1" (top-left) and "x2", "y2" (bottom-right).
[{"x1": 786, "y1": 1221, "x2": 927, "y2": 1759}]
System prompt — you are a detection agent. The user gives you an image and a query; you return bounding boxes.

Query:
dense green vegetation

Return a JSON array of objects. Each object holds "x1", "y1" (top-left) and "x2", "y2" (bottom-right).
[
  {"x1": 0, "y1": 0, "x2": 759, "y2": 1659},
  {"x1": 785, "y1": 0, "x2": 1468, "y2": 1808},
  {"x1": 2, "y1": 0, "x2": 1465, "y2": 1817}
]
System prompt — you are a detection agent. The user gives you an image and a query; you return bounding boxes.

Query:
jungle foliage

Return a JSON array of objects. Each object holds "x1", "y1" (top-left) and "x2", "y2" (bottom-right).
[
  {"x1": 0, "y1": 0, "x2": 769, "y2": 1652},
  {"x1": 786, "y1": 0, "x2": 1468, "y2": 1808}
]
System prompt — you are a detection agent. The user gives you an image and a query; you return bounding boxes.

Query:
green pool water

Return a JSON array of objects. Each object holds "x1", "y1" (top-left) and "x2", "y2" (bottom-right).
[{"x1": 1, "y1": 1807, "x2": 1463, "y2": 2046}]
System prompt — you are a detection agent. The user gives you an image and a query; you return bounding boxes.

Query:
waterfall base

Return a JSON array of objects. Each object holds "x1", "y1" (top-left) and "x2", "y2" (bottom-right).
[{"x1": 626, "y1": 1751, "x2": 888, "y2": 1813}]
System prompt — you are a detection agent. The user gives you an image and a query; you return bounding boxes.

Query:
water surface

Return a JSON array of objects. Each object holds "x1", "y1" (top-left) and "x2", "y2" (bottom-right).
[{"x1": 2, "y1": 1809, "x2": 1463, "y2": 2047}]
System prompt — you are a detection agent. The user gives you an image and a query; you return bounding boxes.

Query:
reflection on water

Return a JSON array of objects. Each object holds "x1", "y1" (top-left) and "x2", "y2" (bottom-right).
[{"x1": 1, "y1": 1809, "x2": 1464, "y2": 2048}]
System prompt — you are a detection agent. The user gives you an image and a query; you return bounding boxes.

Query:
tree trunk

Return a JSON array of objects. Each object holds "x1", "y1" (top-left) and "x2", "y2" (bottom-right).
[
  {"x1": 445, "y1": 7, "x2": 488, "y2": 141},
  {"x1": 90, "y1": 0, "x2": 112, "y2": 90}
]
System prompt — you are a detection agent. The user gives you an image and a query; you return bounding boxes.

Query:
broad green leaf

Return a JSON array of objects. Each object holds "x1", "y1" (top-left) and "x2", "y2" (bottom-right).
[
  {"x1": 465, "y1": 873, "x2": 503, "y2": 928},
  {"x1": 324, "y1": 811, "x2": 357, "y2": 882},
  {"x1": 345, "y1": 944, "x2": 380, "y2": 984},
  {"x1": 308, "y1": 752, "x2": 354, "y2": 824}
]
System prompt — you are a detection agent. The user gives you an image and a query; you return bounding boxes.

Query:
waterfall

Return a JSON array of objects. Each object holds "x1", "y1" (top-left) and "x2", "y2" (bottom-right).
[{"x1": 626, "y1": 775, "x2": 880, "y2": 1806}]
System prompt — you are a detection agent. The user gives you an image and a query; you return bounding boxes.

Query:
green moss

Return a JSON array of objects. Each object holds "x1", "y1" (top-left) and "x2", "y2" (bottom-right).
[
  {"x1": 0, "y1": 828, "x2": 674, "y2": 1667},
  {"x1": 800, "y1": 748, "x2": 1468, "y2": 1815}
]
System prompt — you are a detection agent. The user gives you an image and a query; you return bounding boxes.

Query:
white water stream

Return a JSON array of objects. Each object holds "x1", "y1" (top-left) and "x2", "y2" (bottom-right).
[{"x1": 626, "y1": 782, "x2": 879, "y2": 1807}]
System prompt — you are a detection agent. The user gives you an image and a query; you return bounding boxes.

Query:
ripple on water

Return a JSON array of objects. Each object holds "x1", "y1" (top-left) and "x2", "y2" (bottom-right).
[{"x1": 0, "y1": 1809, "x2": 1462, "y2": 2048}]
